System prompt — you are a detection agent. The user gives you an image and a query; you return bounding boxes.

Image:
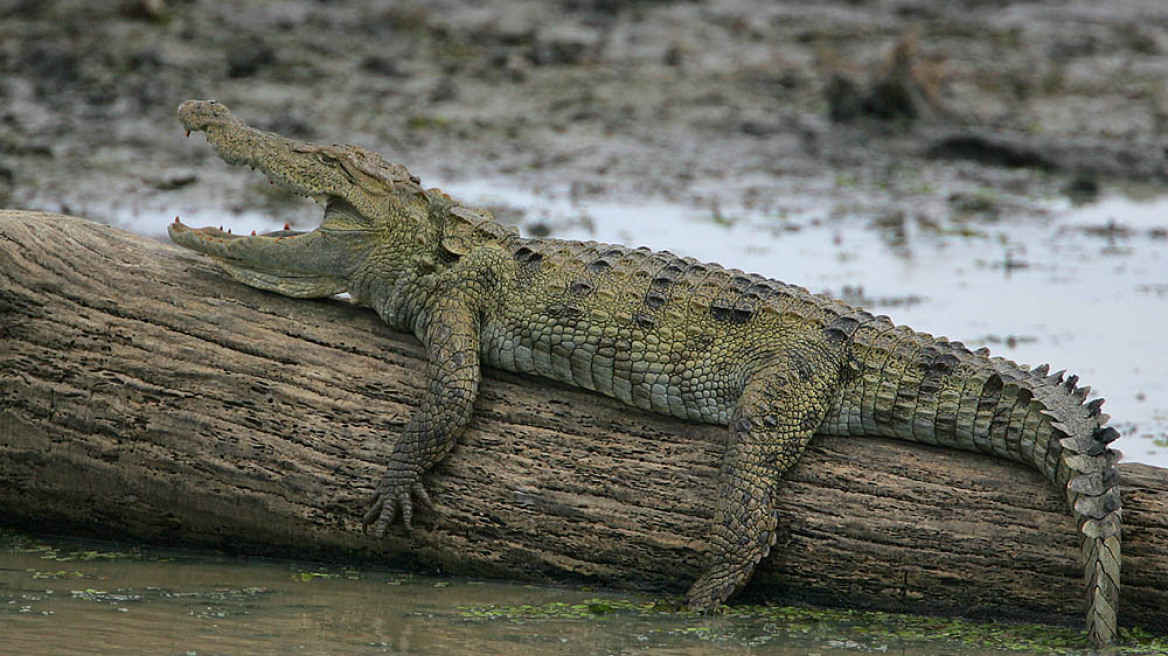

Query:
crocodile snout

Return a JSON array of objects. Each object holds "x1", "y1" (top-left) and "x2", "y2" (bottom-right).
[{"x1": 178, "y1": 99, "x2": 243, "y2": 134}]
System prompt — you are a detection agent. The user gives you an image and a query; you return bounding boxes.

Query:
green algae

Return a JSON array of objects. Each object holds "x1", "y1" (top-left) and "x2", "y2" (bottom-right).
[
  {"x1": 291, "y1": 568, "x2": 362, "y2": 582},
  {"x1": 6, "y1": 530, "x2": 1164, "y2": 654},
  {"x1": 0, "y1": 529, "x2": 156, "y2": 564},
  {"x1": 460, "y1": 598, "x2": 1168, "y2": 654}
]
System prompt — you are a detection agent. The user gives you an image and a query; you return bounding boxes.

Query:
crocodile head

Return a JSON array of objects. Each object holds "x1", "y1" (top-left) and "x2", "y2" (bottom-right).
[{"x1": 169, "y1": 99, "x2": 435, "y2": 298}]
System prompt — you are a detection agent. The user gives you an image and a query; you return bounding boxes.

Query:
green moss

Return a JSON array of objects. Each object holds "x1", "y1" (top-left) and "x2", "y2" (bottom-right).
[
  {"x1": 294, "y1": 571, "x2": 339, "y2": 582},
  {"x1": 29, "y1": 569, "x2": 87, "y2": 580},
  {"x1": 8, "y1": 536, "x2": 109, "y2": 561},
  {"x1": 461, "y1": 598, "x2": 672, "y2": 621},
  {"x1": 292, "y1": 566, "x2": 363, "y2": 582},
  {"x1": 460, "y1": 598, "x2": 1167, "y2": 654}
]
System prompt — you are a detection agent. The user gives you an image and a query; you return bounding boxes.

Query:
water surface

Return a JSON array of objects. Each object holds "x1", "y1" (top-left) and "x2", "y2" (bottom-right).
[{"x1": 0, "y1": 535, "x2": 1097, "y2": 656}]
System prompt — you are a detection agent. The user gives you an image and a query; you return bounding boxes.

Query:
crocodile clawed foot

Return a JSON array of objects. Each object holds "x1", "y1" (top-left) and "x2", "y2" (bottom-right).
[{"x1": 362, "y1": 476, "x2": 432, "y2": 537}]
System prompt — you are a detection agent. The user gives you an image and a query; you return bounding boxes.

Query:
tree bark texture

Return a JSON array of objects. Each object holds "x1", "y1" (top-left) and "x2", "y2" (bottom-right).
[{"x1": 1, "y1": 211, "x2": 1165, "y2": 632}]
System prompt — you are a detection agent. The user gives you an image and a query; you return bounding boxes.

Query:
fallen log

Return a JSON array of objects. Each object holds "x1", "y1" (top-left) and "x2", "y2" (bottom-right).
[{"x1": 1, "y1": 211, "x2": 1165, "y2": 633}]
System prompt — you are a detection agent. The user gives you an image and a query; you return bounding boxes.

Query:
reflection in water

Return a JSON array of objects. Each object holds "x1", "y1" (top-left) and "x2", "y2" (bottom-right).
[{"x1": 0, "y1": 535, "x2": 1078, "y2": 656}]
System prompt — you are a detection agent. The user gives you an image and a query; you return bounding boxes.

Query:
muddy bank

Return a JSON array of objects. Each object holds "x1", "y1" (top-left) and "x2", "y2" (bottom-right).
[{"x1": 3, "y1": 0, "x2": 1168, "y2": 221}]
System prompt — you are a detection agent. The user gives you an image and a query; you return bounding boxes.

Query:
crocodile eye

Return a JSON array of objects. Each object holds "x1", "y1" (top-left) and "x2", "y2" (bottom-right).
[{"x1": 317, "y1": 153, "x2": 336, "y2": 165}]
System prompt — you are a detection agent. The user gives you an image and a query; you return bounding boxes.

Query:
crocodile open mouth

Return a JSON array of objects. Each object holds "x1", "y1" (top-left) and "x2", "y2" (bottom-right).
[
  {"x1": 168, "y1": 195, "x2": 372, "y2": 299},
  {"x1": 168, "y1": 194, "x2": 371, "y2": 251}
]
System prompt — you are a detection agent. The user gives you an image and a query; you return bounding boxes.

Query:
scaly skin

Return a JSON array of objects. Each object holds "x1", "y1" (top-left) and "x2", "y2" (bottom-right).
[{"x1": 169, "y1": 100, "x2": 1123, "y2": 647}]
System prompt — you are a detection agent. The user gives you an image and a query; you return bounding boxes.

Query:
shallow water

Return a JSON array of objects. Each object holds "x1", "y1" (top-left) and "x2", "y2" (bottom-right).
[
  {"x1": 0, "y1": 535, "x2": 1094, "y2": 656},
  {"x1": 113, "y1": 179, "x2": 1168, "y2": 466}
]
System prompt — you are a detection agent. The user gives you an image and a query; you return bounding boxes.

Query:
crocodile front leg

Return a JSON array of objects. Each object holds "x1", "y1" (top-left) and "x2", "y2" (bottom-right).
[
  {"x1": 688, "y1": 345, "x2": 842, "y2": 611},
  {"x1": 363, "y1": 281, "x2": 484, "y2": 535}
]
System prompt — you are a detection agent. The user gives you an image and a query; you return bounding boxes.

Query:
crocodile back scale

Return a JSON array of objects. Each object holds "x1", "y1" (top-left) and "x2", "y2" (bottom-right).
[{"x1": 167, "y1": 100, "x2": 1122, "y2": 646}]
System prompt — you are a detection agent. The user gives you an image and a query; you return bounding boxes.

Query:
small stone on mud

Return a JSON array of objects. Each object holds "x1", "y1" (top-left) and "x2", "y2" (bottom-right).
[
  {"x1": 361, "y1": 56, "x2": 410, "y2": 78},
  {"x1": 150, "y1": 172, "x2": 197, "y2": 191},
  {"x1": 1063, "y1": 175, "x2": 1100, "y2": 203}
]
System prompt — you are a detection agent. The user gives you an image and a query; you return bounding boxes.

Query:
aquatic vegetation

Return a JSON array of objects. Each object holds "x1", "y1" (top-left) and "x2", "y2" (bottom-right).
[{"x1": 461, "y1": 598, "x2": 1168, "y2": 654}]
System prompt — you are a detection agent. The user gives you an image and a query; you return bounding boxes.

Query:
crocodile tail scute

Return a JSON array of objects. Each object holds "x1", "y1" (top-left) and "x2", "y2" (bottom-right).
[
  {"x1": 1027, "y1": 367, "x2": 1122, "y2": 647},
  {"x1": 1075, "y1": 424, "x2": 1123, "y2": 647},
  {"x1": 1084, "y1": 511, "x2": 1122, "y2": 646}
]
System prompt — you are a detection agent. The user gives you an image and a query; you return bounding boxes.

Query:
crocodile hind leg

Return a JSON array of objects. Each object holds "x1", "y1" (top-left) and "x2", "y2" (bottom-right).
[{"x1": 687, "y1": 349, "x2": 840, "y2": 612}]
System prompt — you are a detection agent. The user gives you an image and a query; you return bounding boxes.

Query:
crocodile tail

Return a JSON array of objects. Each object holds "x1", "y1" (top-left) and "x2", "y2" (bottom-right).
[
  {"x1": 1023, "y1": 363, "x2": 1122, "y2": 647},
  {"x1": 824, "y1": 317, "x2": 1122, "y2": 646}
]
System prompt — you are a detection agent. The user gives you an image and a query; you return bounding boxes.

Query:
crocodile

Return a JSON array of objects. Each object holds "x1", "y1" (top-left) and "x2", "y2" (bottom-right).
[{"x1": 168, "y1": 99, "x2": 1123, "y2": 647}]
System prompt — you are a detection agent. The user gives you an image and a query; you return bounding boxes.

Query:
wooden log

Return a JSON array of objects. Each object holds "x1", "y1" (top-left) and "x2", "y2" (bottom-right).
[{"x1": 1, "y1": 211, "x2": 1165, "y2": 633}]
